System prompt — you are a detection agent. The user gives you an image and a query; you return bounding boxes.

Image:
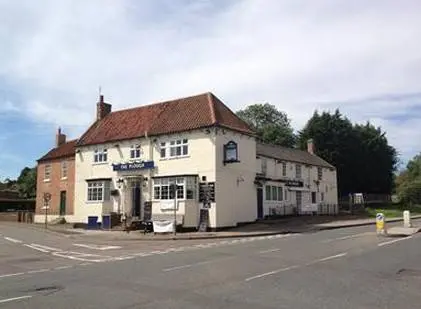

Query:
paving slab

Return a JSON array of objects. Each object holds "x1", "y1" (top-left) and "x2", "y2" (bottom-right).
[{"x1": 386, "y1": 226, "x2": 421, "y2": 236}]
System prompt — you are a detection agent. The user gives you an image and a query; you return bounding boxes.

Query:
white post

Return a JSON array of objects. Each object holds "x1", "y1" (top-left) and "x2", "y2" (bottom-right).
[{"x1": 403, "y1": 210, "x2": 412, "y2": 228}]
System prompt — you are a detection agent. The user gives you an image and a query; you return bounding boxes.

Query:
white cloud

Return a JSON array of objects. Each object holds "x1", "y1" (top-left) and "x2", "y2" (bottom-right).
[{"x1": 0, "y1": 0, "x2": 421, "y2": 160}]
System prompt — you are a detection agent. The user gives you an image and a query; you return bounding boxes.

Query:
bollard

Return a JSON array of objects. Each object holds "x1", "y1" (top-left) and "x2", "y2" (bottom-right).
[
  {"x1": 403, "y1": 210, "x2": 412, "y2": 228},
  {"x1": 376, "y1": 213, "x2": 387, "y2": 235}
]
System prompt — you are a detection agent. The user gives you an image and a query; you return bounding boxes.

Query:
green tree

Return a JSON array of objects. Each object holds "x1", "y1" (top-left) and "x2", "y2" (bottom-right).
[
  {"x1": 298, "y1": 109, "x2": 397, "y2": 196},
  {"x1": 396, "y1": 154, "x2": 421, "y2": 204},
  {"x1": 16, "y1": 167, "x2": 37, "y2": 199},
  {"x1": 237, "y1": 103, "x2": 296, "y2": 147}
]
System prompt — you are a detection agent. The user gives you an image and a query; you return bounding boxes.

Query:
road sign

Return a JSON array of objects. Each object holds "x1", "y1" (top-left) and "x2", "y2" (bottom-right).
[{"x1": 376, "y1": 212, "x2": 386, "y2": 234}]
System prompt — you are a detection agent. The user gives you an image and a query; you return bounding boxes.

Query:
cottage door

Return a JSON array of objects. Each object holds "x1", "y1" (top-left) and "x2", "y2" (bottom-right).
[{"x1": 59, "y1": 191, "x2": 66, "y2": 216}]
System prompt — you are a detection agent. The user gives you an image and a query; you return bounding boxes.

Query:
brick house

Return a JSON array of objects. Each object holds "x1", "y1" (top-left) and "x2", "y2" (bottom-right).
[{"x1": 35, "y1": 129, "x2": 76, "y2": 223}]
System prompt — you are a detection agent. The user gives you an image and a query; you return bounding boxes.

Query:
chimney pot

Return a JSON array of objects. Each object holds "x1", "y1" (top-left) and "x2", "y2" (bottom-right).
[
  {"x1": 307, "y1": 139, "x2": 315, "y2": 155},
  {"x1": 96, "y1": 95, "x2": 112, "y2": 121},
  {"x1": 56, "y1": 127, "x2": 66, "y2": 147}
]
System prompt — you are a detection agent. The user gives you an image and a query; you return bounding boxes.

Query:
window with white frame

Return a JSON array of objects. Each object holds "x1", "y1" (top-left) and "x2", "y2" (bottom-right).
[
  {"x1": 130, "y1": 144, "x2": 142, "y2": 160},
  {"x1": 153, "y1": 176, "x2": 197, "y2": 200},
  {"x1": 61, "y1": 161, "x2": 68, "y2": 179},
  {"x1": 44, "y1": 164, "x2": 51, "y2": 181},
  {"x1": 295, "y1": 164, "x2": 302, "y2": 179},
  {"x1": 284, "y1": 188, "x2": 288, "y2": 201},
  {"x1": 87, "y1": 181, "x2": 111, "y2": 202},
  {"x1": 160, "y1": 139, "x2": 188, "y2": 159},
  {"x1": 94, "y1": 148, "x2": 108, "y2": 163},
  {"x1": 282, "y1": 162, "x2": 287, "y2": 176}
]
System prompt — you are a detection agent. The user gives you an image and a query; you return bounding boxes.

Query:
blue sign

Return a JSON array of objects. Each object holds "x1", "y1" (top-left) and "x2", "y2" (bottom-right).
[{"x1": 112, "y1": 161, "x2": 155, "y2": 171}]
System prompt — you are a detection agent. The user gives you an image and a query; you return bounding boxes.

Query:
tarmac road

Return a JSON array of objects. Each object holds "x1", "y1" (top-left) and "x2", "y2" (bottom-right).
[{"x1": 1, "y1": 221, "x2": 421, "y2": 308}]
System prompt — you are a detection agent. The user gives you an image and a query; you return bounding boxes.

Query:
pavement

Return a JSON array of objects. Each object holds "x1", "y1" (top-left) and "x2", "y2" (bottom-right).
[
  {"x1": 26, "y1": 214, "x2": 421, "y2": 241},
  {"x1": 1, "y1": 219, "x2": 421, "y2": 308}
]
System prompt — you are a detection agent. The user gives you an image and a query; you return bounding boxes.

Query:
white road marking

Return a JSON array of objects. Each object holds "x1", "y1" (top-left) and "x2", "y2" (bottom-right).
[
  {"x1": 259, "y1": 248, "x2": 281, "y2": 254},
  {"x1": 27, "y1": 269, "x2": 50, "y2": 274},
  {"x1": 29, "y1": 244, "x2": 61, "y2": 252},
  {"x1": 0, "y1": 272, "x2": 25, "y2": 279},
  {"x1": 378, "y1": 236, "x2": 413, "y2": 247},
  {"x1": 54, "y1": 265, "x2": 72, "y2": 270},
  {"x1": 0, "y1": 295, "x2": 32, "y2": 304},
  {"x1": 163, "y1": 257, "x2": 233, "y2": 272},
  {"x1": 79, "y1": 262, "x2": 92, "y2": 266},
  {"x1": 4, "y1": 237, "x2": 22, "y2": 243},
  {"x1": 73, "y1": 243, "x2": 122, "y2": 250},
  {"x1": 23, "y1": 244, "x2": 50, "y2": 253},
  {"x1": 245, "y1": 265, "x2": 299, "y2": 281},
  {"x1": 321, "y1": 232, "x2": 373, "y2": 243},
  {"x1": 305, "y1": 252, "x2": 348, "y2": 266}
]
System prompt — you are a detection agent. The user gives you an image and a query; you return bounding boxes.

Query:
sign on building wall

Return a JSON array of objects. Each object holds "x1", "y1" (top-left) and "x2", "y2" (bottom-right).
[
  {"x1": 223, "y1": 141, "x2": 239, "y2": 165},
  {"x1": 284, "y1": 180, "x2": 304, "y2": 187},
  {"x1": 199, "y1": 182, "x2": 215, "y2": 206},
  {"x1": 112, "y1": 161, "x2": 155, "y2": 171}
]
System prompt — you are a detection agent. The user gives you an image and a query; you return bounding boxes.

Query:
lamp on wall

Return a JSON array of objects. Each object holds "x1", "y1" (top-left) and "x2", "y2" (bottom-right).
[
  {"x1": 116, "y1": 178, "x2": 124, "y2": 189},
  {"x1": 236, "y1": 176, "x2": 245, "y2": 186}
]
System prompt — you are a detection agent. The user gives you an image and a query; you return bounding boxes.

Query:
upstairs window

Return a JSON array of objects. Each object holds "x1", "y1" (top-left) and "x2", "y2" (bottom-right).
[
  {"x1": 160, "y1": 139, "x2": 188, "y2": 158},
  {"x1": 94, "y1": 148, "x2": 107, "y2": 163},
  {"x1": 44, "y1": 164, "x2": 51, "y2": 181},
  {"x1": 130, "y1": 144, "x2": 142, "y2": 159},
  {"x1": 317, "y1": 167, "x2": 323, "y2": 180},
  {"x1": 61, "y1": 161, "x2": 68, "y2": 179},
  {"x1": 295, "y1": 164, "x2": 302, "y2": 179},
  {"x1": 282, "y1": 162, "x2": 287, "y2": 177}
]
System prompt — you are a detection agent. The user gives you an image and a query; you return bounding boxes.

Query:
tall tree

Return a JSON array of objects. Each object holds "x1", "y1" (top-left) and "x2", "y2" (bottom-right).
[
  {"x1": 237, "y1": 103, "x2": 296, "y2": 147},
  {"x1": 298, "y1": 109, "x2": 397, "y2": 196},
  {"x1": 395, "y1": 154, "x2": 421, "y2": 204},
  {"x1": 16, "y1": 167, "x2": 37, "y2": 199}
]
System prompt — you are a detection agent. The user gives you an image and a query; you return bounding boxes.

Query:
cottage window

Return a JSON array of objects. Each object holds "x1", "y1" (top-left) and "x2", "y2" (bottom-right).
[
  {"x1": 87, "y1": 181, "x2": 110, "y2": 202},
  {"x1": 160, "y1": 139, "x2": 188, "y2": 158},
  {"x1": 44, "y1": 164, "x2": 51, "y2": 181},
  {"x1": 282, "y1": 162, "x2": 287, "y2": 176},
  {"x1": 321, "y1": 192, "x2": 325, "y2": 202},
  {"x1": 295, "y1": 164, "x2": 302, "y2": 179},
  {"x1": 265, "y1": 185, "x2": 271, "y2": 200},
  {"x1": 278, "y1": 187, "x2": 283, "y2": 201},
  {"x1": 130, "y1": 144, "x2": 142, "y2": 159},
  {"x1": 61, "y1": 161, "x2": 68, "y2": 179},
  {"x1": 94, "y1": 148, "x2": 108, "y2": 163},
  {"x1": 153, "y1": 176, "x2": 197, "y2": 200},
  {"x1": 284, "y1": 188, "x2": 288, "y2": 201},
  {"x1": 272, "y1": 186, "x2": 278, "y2": 200},
  {"x1": 317, "y1": 167, "x2": 323, "y2": 180},
  {"x1": 311, "y1": 192, "x2": 317, "y2": 204}
]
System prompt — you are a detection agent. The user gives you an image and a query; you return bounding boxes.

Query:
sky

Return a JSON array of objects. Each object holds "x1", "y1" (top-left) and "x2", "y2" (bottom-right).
[{"x1": 0, "y1": 0, "x2": 421, "y2": 180}]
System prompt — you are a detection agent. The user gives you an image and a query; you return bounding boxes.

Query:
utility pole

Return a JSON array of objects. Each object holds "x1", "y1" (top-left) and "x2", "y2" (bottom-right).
[{"x1": 173, "y1": 183, "x2": 177, "y2": 236}]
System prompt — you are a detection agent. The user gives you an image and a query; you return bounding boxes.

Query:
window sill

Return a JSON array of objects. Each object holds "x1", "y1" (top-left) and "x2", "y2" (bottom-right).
[
  {"x1": 43, "y1": 179, "x2": 51, "y2": 183},
  {"x1": 85, "y1": 200, "x2": 108, "y2": 204},
  {"x1": 159, "y1": 155, "x2": 190, "y2": 161},
  {"x1": 92, "y1": 162, "x2": 108, "y2": 166},
  {"x1": 61, "y1": 177, "x2": 68, "y2": 181}
]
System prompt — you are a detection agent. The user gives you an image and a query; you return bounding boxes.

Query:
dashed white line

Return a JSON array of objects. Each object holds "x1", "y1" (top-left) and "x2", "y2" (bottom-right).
[
  {"x1": 259, "y1": 248, "x2": 281, "y2": 254},
  {"x1": 0, "y1": 272, "x2": 25, "y2": 279},
  {"x1": 378, "y1": 236, "x2": 413, "y2": 247},
  {"x1": 23, "y1": 244, "x2": 50, "y2": 253},
  {"x1": 0, "y1": 295, "x2": 32, "y2": 304},
  {"x1": 4, "y1": 237, "x2": 22, "y2": 244},
  {"x1": 27, "y1": 269, "x2": 50, "y2": 274},
  {"x1": 245, "y1": 265, "x2": 299, "y2": 282},
  {"x1": 313, "y1": 252, "x2": 348, "y2": 263},
  {"x1": 321, "y1": 232, "x2": 373, "y2": 243},
  {"x1": 54, "y1": 265, "x2": 72, "y2": 270},
  {"x1": 30, "y1": 244, "x2": 61, "y2": 251}
]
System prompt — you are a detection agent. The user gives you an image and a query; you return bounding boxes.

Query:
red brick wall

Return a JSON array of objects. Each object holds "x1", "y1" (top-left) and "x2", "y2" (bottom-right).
[{"x1": 36, "y1": 157, "x2": 75, "y2": 216}]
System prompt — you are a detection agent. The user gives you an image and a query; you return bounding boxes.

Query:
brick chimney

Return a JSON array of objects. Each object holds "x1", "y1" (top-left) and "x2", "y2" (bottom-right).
[
  {"x1": 96, "y1": 94, "x2": 112, "y2": 121},
  {"x1": 56, "y1": 127, "x2": 66, "y2": 147},
  {"x1": 307, "y1": 139, "x2": 315, "y2": 155}
]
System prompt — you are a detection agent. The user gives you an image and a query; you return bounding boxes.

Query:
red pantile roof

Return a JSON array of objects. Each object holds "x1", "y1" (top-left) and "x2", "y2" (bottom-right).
[
  {"x1": 37, "y1": 139, "x2": 77, "y2": 162},
  {"x1": 77, "y1": 92, "x2": 254, "y2": 146}
]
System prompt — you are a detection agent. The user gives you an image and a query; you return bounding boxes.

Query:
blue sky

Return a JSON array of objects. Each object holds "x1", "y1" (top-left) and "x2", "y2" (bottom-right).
[{"x1": 1, "y1": 0, "x2": 421, "y2": 179}]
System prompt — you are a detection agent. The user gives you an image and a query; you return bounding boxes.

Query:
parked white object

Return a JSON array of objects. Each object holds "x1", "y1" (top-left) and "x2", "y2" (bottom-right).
[{"x1": 403, "y1": 210, "x2": 412, "y2": 228}]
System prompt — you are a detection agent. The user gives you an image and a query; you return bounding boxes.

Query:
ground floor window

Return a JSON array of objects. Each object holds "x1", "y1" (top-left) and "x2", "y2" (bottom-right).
[
  {"x1": 311, "y1": 191, "x2": 317, "y2": 203},
  {"x1": 265, "y1": 185, "x2": 284, "y2": 201},
  {"x1": 87, "y1": 181, "x2": 111, "y2": 202},
  {"x1": 153, "y1": 176, "x2": 197, "y2": 200}
]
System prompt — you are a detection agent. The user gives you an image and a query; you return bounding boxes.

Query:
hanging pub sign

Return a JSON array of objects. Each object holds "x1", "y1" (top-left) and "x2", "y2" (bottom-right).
[
  {"x1": 223, "y1": 141, "x2": 240, "y2": 165},
  {"x1": 112, "y1": 160, "x2": 155, "y2": 171}
]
